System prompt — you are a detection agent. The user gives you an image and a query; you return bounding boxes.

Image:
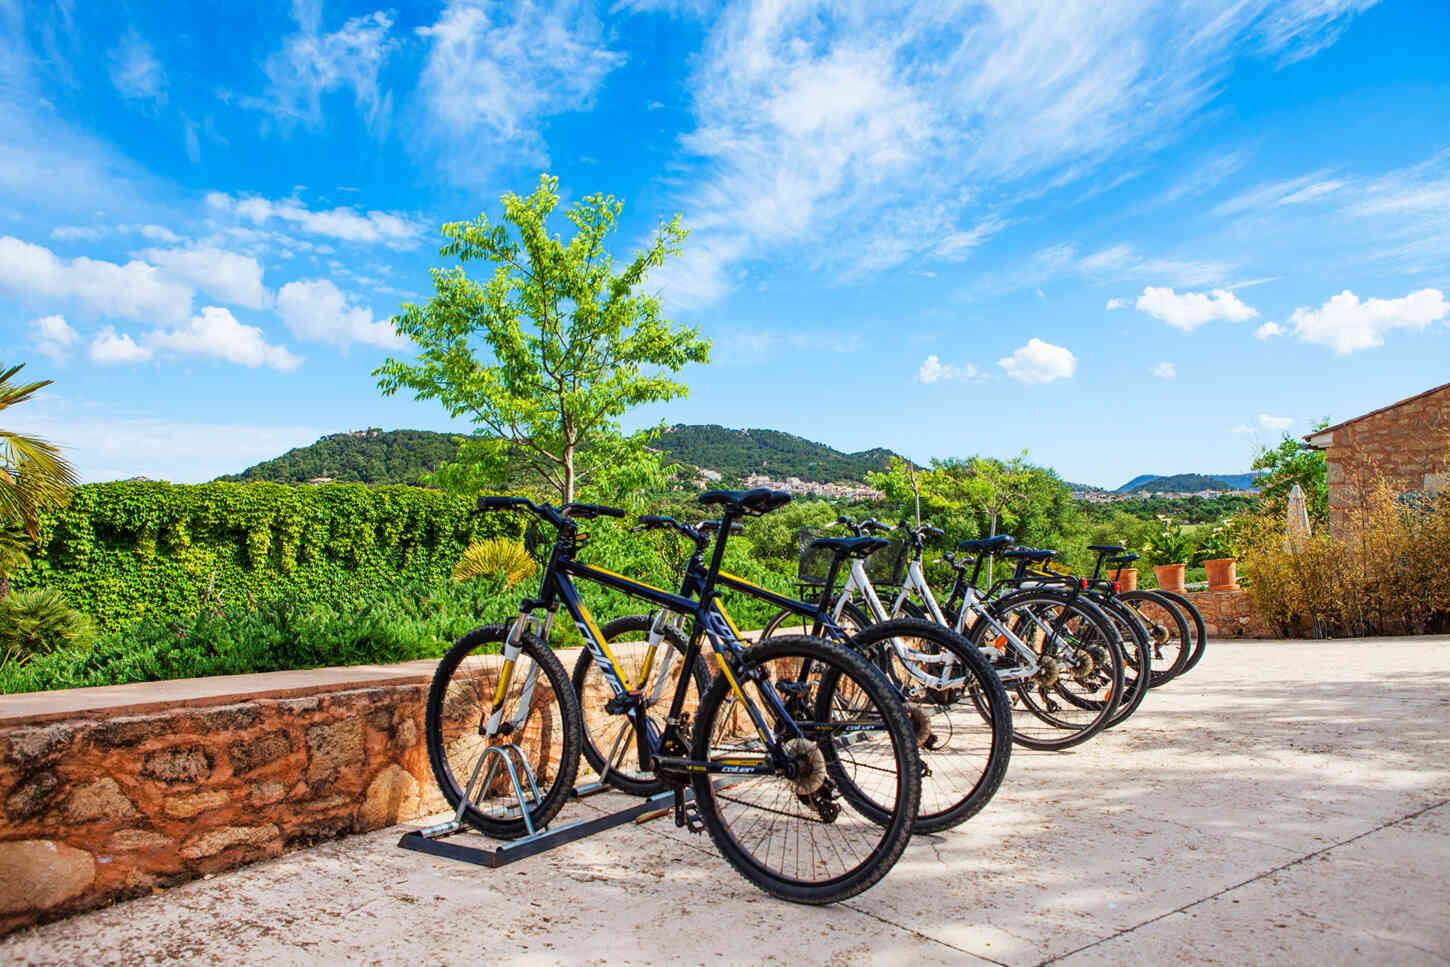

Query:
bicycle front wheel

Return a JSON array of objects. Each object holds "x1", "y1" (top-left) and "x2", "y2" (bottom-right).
[
  {"x1": 425, "y1": 623, "x2": 581, "y2": 839},
  {"x1": 690, "y1": 635, "x2": 920, "y2": 904}
]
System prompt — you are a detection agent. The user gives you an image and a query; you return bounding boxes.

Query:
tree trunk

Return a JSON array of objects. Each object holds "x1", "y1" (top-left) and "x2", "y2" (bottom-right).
[
  {"x1": 563, "y1": 447, "x2": 575, "y2": 505},
  {"x1": 0, "y1": 571, "x2": 10, "y2": 600}
]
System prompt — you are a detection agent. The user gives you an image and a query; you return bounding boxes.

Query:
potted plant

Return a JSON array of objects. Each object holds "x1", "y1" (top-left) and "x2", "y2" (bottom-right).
[
  {"x1": 1143, "y1": 519, "x2": 1194, "y2": 594},
  {"x1": 1196, "y1": 521, "x2": 1239, "y2": 591},
  {"x1": 1111, "y1": 563, "x2": 1139, "y2": 591}
]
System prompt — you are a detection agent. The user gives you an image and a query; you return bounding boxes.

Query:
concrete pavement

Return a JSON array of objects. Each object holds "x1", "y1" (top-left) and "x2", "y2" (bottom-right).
[{"x1": 4, "y1": 637, "x2": 1448, "y2": 966}]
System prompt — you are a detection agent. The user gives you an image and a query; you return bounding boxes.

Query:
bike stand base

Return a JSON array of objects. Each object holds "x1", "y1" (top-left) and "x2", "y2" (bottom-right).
[{"x1": 397, "y1": 788, "x2": 687, "y2": 869}]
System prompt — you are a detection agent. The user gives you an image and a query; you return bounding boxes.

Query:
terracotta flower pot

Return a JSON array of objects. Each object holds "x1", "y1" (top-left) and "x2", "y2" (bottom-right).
[
  {"x1": 1153, "y1": 563, "x2": 1187, "y2": 594},
  {"x1": 1111, "y1": 567, "x2": 1139, "y2": 591},
  {"x1": 1204, "y1": 557, "x2": 1238, "y2": 591}
]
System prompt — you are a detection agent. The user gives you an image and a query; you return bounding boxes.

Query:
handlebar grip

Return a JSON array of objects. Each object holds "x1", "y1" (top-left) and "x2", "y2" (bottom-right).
[
  {"x1": 476, "y1": 496, "x2": 531, "y2": 512},
  {"x1": 923, "y1": 525, "x2": 945, "y2": 538},
  {"x1": 635, "y1": 514, "x2": 674, "y2": 530}
]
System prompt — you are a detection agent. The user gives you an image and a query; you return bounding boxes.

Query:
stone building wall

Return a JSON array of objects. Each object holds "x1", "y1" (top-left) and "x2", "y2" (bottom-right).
[{"x1": 1317, "y1": 383, "x2": 1450, "y2": 534}]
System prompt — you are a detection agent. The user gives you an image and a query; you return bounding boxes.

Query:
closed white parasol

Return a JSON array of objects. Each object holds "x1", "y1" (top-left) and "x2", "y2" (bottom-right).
[{"x1": 1286, "y1": 482, "x2": 1311, "y2": 551}]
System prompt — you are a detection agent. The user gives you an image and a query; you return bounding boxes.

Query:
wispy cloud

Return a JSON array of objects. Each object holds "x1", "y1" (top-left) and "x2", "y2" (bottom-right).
[
  {"x1": 916, "y1": 355, "x2": 985, "y2": 385},
  {"x1": 205, "y1": 191, "x2": 426, "y2": 249},
  {"x1": 107, "y1": 29, "x2": 167, "y2": 107}
]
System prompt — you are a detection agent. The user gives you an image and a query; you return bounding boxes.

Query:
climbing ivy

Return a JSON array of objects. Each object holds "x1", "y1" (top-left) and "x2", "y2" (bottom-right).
[{"x1": 15, "y1": 481, "x2": 518, "y2": 631}]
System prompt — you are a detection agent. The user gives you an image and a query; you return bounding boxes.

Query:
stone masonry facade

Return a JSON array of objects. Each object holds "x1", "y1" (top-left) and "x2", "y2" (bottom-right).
[
  {"x1": 0, "y1": 681, "x2": 445, "y2": 935},
  {"x1": 1311, "y1": 382, "x2": 1450, "y2": 534}
]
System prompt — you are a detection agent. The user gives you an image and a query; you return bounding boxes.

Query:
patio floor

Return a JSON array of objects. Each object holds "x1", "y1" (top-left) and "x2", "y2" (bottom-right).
[{"x1": 4, "y1": 636, "x2": 1448, "y2": 966}]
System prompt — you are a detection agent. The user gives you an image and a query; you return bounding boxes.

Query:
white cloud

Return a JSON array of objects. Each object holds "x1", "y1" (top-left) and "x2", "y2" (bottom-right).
[
  {"x1": 0, "y1": 235, "x2": 192, "y2": 323},
  {"x1": 414, "y1": 0, "x2": 623, "y2": 181},
  {"x1": 1134, "y1": 286, "x2": 1258, "y2": 331},
  {"x1": 205, "y1": 192, "x2": 425, "y2": 249},
  {"x1": 1286, "y1": 288, "x2": 1448, "y2": 353},
  {"x1": 107, "y1": 29, "x2": 167, "y2": 106},
  {"x1": 658, "y1": 1, "x2": 1365, "y2": 305},
  {"x1": 916, "y1": 355, "x2": 984, "y2": 385},
  {"x1": 1255, "y1": 321, "x2": 1285, "y2": 339},
  {"x1": 138, "y1": 246, "x2": 269, "y2": 310},
  {"x1": 149, "y1": 306, "x2": 302, "y2": 371},
  {"x1": 30, "y1": 314, "x2": 77, "y2": 364},
  {"x1": 1258, "y1": 413, "x2": 1293, "y2": 430},
  {"x1": 1105, "y1": 297, "x2": 1128, "y2": 310},
  {"x1": 51, "y1": 224, "x2": 184, "y2": 244},
  {"x1": 275, "y1": 278, "x2": 406, "y2": 349},
  {"x1": 89, "y1": 326, "x2": 153, "y2": 365},
  {"x1": 998, "y1": 338, "x2": 1076, "y2": 384},
  {"x1": 1151, "y1": 361, "x2": 1176, "y2": 380},
  {"x1": 1255, "y1": 0, "x2": 1379, "y2": 66},
  {"x1": 246, "y1": 2, "x2": 398, "y2": 133}
]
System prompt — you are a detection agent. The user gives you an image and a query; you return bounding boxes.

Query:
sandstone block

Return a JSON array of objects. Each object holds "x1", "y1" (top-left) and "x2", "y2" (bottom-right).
[
  {"x1": 90, "y1": 716, "x2": 167, "y2": 749},
  {"x1": 0, "y1": 840, "x2": 95, "y2": 914},
  {"x1": 305, "y1": 719, "x2": 364, "y2": 780},
  {"x1": 6, "y1": 769, "x2": 62, "y2": 821},
  {"x1": 5, "y1": 725, "x2": 73, "y2": 765},
  {"x1": 178, "y1": 824, "x2": 278, "y2": 860},
  {"x1": 248, "y1": 780, "x2": 287, "y2": 805},
  {"x1": 106, "y1": 829, "x2": 173, "y2": 852},
  {"x1": 359, "y1": 764, "x2": 420, "y2": 830},
  {"x1": 395, "y1": 718, "x2": 418, "y2": 750},
  {"x1": 64, "y1": 778, "x2": 139, "y2": 824},
  {"x1": 142, "y1": 746, "x2": 214, "y2": 784},
  {"x1": 163, "y1": 789, "x2": 230, "y2": 819},
  {"x1": 229, "y1": 730, "x2": 292, "y2": 775}
]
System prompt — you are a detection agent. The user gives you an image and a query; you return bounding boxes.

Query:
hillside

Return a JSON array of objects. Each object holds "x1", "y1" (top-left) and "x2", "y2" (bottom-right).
[
  {"x1": 219, "y1": 429, "x2": 462, "y2": 485},
  {"x1": 220, "y1": 425, "x2": 903, "y2": 487},
  {"x1": 658, "y1": 425, "x2": 901, "y2": 483},
  {"x1": 1120, "y1": 472, "x2": 1260, "y2": 493}
]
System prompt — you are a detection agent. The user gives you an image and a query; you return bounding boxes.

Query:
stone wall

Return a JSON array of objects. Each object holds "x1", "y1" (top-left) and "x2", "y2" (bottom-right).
[
  {"x1": 0, "y1": 674, "x2": 450, "y2": 935},
  {"x1": 1185, "y1": 589, "x2": 1274, "y2": 639},
  {"x1": 1319, "y1": 383, "x2": 1450, "y2": 534}
]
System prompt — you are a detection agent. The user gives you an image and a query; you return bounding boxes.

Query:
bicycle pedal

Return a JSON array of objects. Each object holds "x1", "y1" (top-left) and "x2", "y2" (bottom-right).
[{"x1": 673, "y1": 788, "x2": 704, "y2": 834}]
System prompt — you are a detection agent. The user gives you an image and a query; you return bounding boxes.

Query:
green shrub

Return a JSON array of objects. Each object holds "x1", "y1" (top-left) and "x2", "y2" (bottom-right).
[{"x1": 0, "y1": 588, "x2": 91, "y2": 658}]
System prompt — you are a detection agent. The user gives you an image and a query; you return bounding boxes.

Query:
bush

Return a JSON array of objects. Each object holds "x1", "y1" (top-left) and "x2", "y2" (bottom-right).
[
  {"x1": 1241, "y1": 480, "x2": 1450, "y2": 637},
  {"x1": 1142, "y1": 520, "x2": 1195, "y2": 566},
  {"x1": 12, "y1": 481, "x2": 517, "y2": 631},
  {"x1": 0, "y1": 588, "x2": 92, "y2": 659}
]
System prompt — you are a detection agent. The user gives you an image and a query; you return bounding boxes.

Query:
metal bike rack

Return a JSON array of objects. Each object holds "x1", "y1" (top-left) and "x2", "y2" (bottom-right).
[{"x1": 396, "y1": 742, "x2": 688, "y2": 869}]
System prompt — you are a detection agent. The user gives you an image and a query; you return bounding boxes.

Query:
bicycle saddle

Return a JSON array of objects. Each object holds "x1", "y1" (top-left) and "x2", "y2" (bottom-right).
[
  {"x1": 1088, "y1": 543, "x2": 1126, "y2": 554},
  {"x1": 1000, "y1": 547, "x2": 1056, "y2": 561},
  {"x1": 1106, "y1": 552, "x2": 1140, "y2": 566},
  {"x1": 809, "y1": 536, "x2": 889, "y2": 557},
  {"x1": 957, "y1": 535, "x2": 1014, "y2": 553},
  {"x1": 698, "y1": 488, "x2": 791, "y2": 516}
]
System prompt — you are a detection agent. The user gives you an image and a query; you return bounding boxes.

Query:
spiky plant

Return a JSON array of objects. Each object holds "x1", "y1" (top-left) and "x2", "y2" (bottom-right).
[
  {"x1": 0, "y1": 587, "x2": 91, "y2": 659},
  {"x1": 453, "y1": 538, "x2": 537, "y2": 588},
  {"x1": 1, "y1": 362, "x2": 79, "y2": 539}
]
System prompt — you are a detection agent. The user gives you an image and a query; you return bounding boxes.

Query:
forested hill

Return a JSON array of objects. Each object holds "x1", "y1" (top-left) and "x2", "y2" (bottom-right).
[
  {"x1": 219, "y1": 429, "x2": 462, "y2": 485},
  {"x1": 658, "y1": 425, "x2": 900, "y2": 483},
  {"x1": 1122, "y1": 472, "x2": 1260, "y2": 493},
  {"x1": 219, "y1": 425, "x2": 903, "y2": 487}
]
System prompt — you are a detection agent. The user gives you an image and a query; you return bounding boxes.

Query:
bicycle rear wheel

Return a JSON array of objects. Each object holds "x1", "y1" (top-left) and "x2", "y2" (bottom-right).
[
  {"x1": 839, "y1": 618, "x2": 1012, "y2": 833},
  {"x1": 1153, "y1": 589, "x2": 1208, "y2": 675},
  {"x1": 1119, "y1": 590, "x2": 1192, "y2": 686},
  {"x1": 972, "y1": 592, "x2": 1124, "y2": 750},
  {"x1": 690, "y1": 635, "x2": 920, "y2": 904},
  {"x1": 425, "y1": 623, "x2": 581, "y2": 839},
  {"x1": 1095, "y1": 597, "x2": 1152, "y2": 728}
]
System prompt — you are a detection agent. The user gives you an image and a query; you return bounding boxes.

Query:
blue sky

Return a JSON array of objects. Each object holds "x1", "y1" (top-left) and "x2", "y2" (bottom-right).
[{"x1": 2, "y1": 0, "x2": 1448, "y2": 489}]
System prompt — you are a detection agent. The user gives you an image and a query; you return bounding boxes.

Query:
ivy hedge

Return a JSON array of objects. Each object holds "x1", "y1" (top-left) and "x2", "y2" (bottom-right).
[{"x1": 15, "y1": 481, "x2": 517, "y2": 631}]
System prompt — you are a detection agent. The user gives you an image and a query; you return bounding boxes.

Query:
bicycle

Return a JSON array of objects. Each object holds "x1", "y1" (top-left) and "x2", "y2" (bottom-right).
[
  {"x1": 424, "y1": 489, "x2": 922, "y2": 904},
  {"x1": 585, "y1": 514, "x2": 1013, "y2": 833}
]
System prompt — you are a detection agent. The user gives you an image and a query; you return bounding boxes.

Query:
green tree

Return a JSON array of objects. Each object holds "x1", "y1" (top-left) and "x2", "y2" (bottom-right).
[
  {"x1": 0, "y1": 526, "x2": 31, "y2": 600},
  {"x1": 1, "y1": 362, "x2": 78, "y2": 541},
  {"x1": 376, "y1": 175, "x2": 710, "y2": 504},
  {"x1": 1252, "y1": 418, "x2": 1329, "y2": 523}
]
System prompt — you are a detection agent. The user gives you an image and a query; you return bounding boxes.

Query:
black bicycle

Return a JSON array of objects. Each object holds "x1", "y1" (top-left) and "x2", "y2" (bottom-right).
[
  {"x1": 424, "y1": 489, "x2": 922, "y2": 904},
  {"x1": 578, "y1": 514, "x2": 1014, "y2": 834}
]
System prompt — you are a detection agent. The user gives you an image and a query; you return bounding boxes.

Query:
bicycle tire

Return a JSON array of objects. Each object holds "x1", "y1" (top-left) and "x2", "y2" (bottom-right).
[
  {"x1": 1094, "y1": 596, "x2": 1152, "y2": 728},
  {"x1": 833, "y1": 618, "x2": 1012, "y2": 833},
  {"x1": 1118, "y1": 590, "x2": 1193, "y2": 685},
  {"x1": 571, "y1": 614, "x2": 710, "y2": 797},
  {"x1": 690, "y1": 635, "x2": 920, "y2": 904},
  {"x1": 425, "y1": 623, "x2": 581, "y2": 839},
  {"x1": 970, "y1": 591, "x2": 1125, "y2": 750},
  {"x1": 1152, "y1": 588, "x2": 1208, "y2": 675}
]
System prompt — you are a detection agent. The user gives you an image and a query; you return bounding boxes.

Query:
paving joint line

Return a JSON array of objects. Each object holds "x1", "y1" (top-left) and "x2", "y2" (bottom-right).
[
  {"x1": 1036, "y1": 797, "x2": 1450, "y2": 966},
  {"x1": 839, "y1": 900, "x2": 1010, "y2": 967}
]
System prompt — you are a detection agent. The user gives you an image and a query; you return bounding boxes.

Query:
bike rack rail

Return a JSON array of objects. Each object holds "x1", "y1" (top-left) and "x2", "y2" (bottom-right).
[{"x1": 396, "y1": 742, "x2": 690, "y2": 869}]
